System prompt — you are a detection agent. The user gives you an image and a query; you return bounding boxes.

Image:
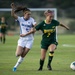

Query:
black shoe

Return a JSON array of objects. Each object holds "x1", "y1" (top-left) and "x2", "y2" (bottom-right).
[
  {"x1": 47, "y1": 65, "x2": 52, "y2": 70},
  {"x1": 38, "y1": 67, "x2": 42, "y2": 71}
]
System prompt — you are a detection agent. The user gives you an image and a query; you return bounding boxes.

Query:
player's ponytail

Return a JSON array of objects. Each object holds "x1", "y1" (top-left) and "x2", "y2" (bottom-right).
[{"x1": 15, "y1": 6, "x2": 30, "y2": 13}]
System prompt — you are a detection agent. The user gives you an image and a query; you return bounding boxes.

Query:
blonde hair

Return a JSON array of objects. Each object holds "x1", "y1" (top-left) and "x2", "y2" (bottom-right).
[{"x1": 44, "y1": 10, "x2": 53, "y2": 16}]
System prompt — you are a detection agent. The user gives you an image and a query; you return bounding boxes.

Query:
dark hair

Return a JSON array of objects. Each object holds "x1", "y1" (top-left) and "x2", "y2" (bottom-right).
[{"x1": 14, "y1": 6, "x2": 30, "y2": 13}]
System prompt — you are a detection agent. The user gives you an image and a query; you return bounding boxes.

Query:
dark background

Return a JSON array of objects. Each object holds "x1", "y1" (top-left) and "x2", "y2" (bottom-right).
[
  {"x1": 0, "y1": 0, "x2": 75, "y2": 34},
  {"x1": 0, "y1": 0, "x2": 75, "y2": 18}
]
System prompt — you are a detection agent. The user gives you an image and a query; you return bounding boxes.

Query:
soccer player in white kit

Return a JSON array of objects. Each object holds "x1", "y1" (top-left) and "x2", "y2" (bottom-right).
[{"x1": 11, "y1": 3, "x2": 36, "y2": 72}]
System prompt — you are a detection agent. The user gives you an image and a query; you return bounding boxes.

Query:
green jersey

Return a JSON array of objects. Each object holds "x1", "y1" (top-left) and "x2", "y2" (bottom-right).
[
  {"x1": 0, "y1": 22, "x2": 7, "y2": 33},
  {"x1": 35, "y1": 19, "x2": 60, "y2": 50},
  {"x1": 35, "y1": 19, "x2": 60, "y2": 41}
]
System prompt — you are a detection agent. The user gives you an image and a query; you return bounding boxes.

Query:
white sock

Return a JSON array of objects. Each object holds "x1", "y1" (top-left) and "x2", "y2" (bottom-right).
[{"x1": 14, "y1": 56, "x2": 24, "y2": 68}]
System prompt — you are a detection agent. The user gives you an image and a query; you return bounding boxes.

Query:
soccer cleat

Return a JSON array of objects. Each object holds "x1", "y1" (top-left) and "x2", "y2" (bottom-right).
[
  {"x1": 47, "y1": 65, "x2": 52, "y2": 70},
  {"x1": 38, "y1": 67, "x2": 42, "y2": 71},
  {"x1": 13, "y1": 67, "x2": 17, "y2": 72}
]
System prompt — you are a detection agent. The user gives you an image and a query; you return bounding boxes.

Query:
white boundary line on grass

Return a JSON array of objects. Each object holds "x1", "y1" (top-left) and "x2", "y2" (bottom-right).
[{"x1": 62, "y1": 44, "x2": 75, "y2": 47}]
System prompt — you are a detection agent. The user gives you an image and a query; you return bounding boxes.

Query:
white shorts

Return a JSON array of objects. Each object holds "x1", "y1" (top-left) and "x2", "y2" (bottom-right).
[{"x1": 18, "y1": 38, "x2": 34, "y2": 49}]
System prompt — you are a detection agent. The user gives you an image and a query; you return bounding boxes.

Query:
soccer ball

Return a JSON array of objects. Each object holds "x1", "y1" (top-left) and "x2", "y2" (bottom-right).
[{"x1": 70, "y1": 61, "x2": 75, "y2": 70}]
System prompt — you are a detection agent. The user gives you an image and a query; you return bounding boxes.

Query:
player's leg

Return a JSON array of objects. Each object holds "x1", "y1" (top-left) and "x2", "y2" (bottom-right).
[
  {"x1": 15, "y1": 46, "x2": 24, "y2": 57},
  {"x1": 13, "y1": 39, "x2": 33, "y2": 71},
  {"x1": 21, "y1": 39, "x2": 33, "y2": 58},
  {"x1": 2, "y1": 33, "x2": 5, "y2": 44},
  {"x1": 14, "y1": 47, "x2": 30, "y2": 70},
  {"x1": 13, "y1": 46, "x2": 24, "y2": 71},
  {"x1": 21, "y1": 47, "x2": 30, "y2": 57},
  {"x1": 13, "y1": 47, "x2": 30, "y2": 72},
  {"x1": 0, "y1": 33, "x2": 2, "y2": 42},
  {"x1": 15, "y1": 38, "x2": 25, "y2": 57},
  {"x1": 38, "y1": 49, "x2": 47, "y2": 71},
  {"x1": 38, "y1": 42, "x2": 48, "y2": 71},
  {"x1": 21, "y1": 39, "x2": 33, "y2": 57},
  {"x1": 47, "y1": 44, "x2": 57, "y2": 70}
]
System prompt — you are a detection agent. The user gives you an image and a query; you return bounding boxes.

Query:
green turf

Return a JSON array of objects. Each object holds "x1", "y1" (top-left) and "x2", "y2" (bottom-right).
[{"x1": 0, "y1": 34, "x2": 75, "y2": 75}]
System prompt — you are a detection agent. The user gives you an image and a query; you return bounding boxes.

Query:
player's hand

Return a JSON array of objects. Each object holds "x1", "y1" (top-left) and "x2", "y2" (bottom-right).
[
  {"x1": 20, "y1": 34, "x2": 26, "y2": 37},
  {"x1": 30, "y1": 28, "x2": 36, "y2": 32},
  {"x1": 11, "y1": 3, "x2": 15, "y2": 8}
]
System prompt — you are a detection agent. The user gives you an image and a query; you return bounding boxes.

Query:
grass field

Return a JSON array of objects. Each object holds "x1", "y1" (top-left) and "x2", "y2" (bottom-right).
[{"x1": 0, "y1": 34, "x2": 75, "y2": 75}]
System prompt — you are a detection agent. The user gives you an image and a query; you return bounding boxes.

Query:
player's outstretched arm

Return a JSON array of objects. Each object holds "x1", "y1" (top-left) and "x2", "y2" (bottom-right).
[
  {"x1": 11, "y1": 3, "x2": 18, "y2": 19},
  {"x1": 60, "y1": 24, "x2": 69, "y2": 30},
  {"x1": 20, "y1": 27, "x2": 36, "y2": 37}
]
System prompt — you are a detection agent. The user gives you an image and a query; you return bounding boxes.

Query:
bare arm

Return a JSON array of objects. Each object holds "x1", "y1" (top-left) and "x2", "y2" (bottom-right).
[
  {"x1": 60, "y1": 24, "x2": 69, "y2": 30},
  {"x1": 20, "y1": 24, "x2": 37, "y2": 37},
  {"x1": 11, "y1": 3, "x2": 18, "y2": 19}
]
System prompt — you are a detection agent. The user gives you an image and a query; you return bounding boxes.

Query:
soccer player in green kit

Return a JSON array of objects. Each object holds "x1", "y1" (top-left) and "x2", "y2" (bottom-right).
[
  {"x1": 20, "y1": 10, "x2": 69, "y2": 71},
  {"x1": 0, "y1": 17, "x2": 7, "y2": 44},
  {"x1": 34, "y1": 10, "x2": 69, "y2": 71}
]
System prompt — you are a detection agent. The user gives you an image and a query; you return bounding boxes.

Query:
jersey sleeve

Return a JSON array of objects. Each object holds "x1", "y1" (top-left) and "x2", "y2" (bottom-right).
[
  {"x1": 56, "y1": 21, "x2": 60, "y2": 26},
  {"x1": 32, "y1": 18, "x2": 36, "y2": 26},
  {"x1": 35, "y1": 21, "x2": 43, "y2": 30},
  {"x1": 16, "y1": 16, "x2": 21, "y2": 22},
  {"x1": 15, "y1": 16, "x2": 21, "y2": 26},
  {"x1": 53, "y1": 20, "x2": 60, "y2": 26}
]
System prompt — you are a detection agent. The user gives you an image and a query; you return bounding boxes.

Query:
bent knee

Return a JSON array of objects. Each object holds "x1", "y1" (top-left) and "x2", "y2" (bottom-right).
[{"x1": 15, "y1": 53, "x2": 21, "y2": 57}]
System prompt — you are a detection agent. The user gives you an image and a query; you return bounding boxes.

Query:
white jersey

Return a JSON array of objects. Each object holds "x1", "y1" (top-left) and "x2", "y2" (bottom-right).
[{"x1": 17, "y1": 16, "x2": 36, "y2": 40}]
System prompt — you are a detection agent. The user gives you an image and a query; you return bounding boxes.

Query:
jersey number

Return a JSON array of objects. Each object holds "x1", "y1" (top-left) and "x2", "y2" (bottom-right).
[{"x1": 26, "y1": 28, "x2": 30, "y2": 32}]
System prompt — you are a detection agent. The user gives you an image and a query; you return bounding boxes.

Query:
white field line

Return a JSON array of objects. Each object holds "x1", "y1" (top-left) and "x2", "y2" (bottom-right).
[{"x1": 62, "y1": 44, "x2": 75, "y2": 47}]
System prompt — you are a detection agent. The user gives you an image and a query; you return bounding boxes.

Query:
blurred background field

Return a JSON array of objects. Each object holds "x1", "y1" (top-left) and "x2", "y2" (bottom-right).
[{"x1": 0, "y1": 35, "x2": 75, "y2": 75}]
